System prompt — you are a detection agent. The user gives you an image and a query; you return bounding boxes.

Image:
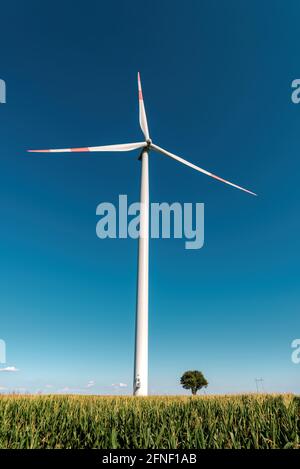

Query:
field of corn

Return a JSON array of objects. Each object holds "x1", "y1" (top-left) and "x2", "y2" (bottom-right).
[{"x1": 0, "y1": 394, "x2": 299, "y2": 449}]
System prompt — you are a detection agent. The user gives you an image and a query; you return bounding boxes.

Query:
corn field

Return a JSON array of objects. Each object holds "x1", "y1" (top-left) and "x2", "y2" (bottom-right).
[{"x1": 0, "y1": 394, "x2": 299, "y2": 449}]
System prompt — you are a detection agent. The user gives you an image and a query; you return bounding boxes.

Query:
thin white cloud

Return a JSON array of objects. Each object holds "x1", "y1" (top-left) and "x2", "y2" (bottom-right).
[
  {"x1": 0, "y1": 366, "x2": 19, "y2": 372},
  {"x1": 54, "y1": 382, "x2": 96, "y2": 394},
  {"x1": 44, "y1": 384, "x2": 54, "y2": 389},
  {"x1": 58, "y1": 386, "x2": 71, "y2": 393},
  {"x1": 112, "y1": 382, "x2": 128, "y2": 388},
  {"x1": 56, "y1": 386, "x2": 83, "y2": 394},
  {"x1": 86, "y1": 380, "x2": 95, "y2": 388}
]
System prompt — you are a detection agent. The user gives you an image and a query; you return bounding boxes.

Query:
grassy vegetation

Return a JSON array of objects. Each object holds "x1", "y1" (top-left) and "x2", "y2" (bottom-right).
[{"x1": 0, "y1": 394, "x2": 298, "y2": 449}]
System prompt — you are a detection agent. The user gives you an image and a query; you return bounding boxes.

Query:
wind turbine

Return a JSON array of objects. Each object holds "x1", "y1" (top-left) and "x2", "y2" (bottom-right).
[{"x1": 28, "y1": 72, "x2": 256, "y2": 396}]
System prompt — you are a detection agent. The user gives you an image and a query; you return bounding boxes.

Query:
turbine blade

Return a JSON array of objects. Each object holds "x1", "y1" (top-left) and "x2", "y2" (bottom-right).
[
  {"x1": 138, "y1": 72, "x2": 150, "y2": 140},
  {"x1": 151, "y1": 144, "x2": 257, "y2": 196},
  {"x1": 28, "y1": 142, "x2": 146, "y2": 153}
]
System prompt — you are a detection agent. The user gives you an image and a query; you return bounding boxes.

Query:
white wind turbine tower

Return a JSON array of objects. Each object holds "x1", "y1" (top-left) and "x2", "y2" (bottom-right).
[{"x1": 28, "y1": 73, "x2": 256, "y2": 396}]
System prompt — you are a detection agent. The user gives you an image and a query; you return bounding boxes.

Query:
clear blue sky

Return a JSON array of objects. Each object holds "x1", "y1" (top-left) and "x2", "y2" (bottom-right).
[{"x1": 0, "y1": 0, "x2": 299, "y2": 394}]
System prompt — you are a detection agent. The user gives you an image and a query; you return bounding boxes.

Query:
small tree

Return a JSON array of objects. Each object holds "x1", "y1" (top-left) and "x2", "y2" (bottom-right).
[{"x1": 180, "y1": 370, "x2": 208, "y2": 395}]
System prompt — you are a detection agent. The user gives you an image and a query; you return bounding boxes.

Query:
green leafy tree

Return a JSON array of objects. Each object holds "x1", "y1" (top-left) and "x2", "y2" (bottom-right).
[{"x1": 180, "y1": 370, "x2": 208, "y2": 395}]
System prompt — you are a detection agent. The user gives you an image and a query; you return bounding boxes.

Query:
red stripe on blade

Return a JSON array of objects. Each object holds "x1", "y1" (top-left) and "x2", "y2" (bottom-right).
[{"x1": 71, "y1": 148, "x2": 90, "y2": 152}]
